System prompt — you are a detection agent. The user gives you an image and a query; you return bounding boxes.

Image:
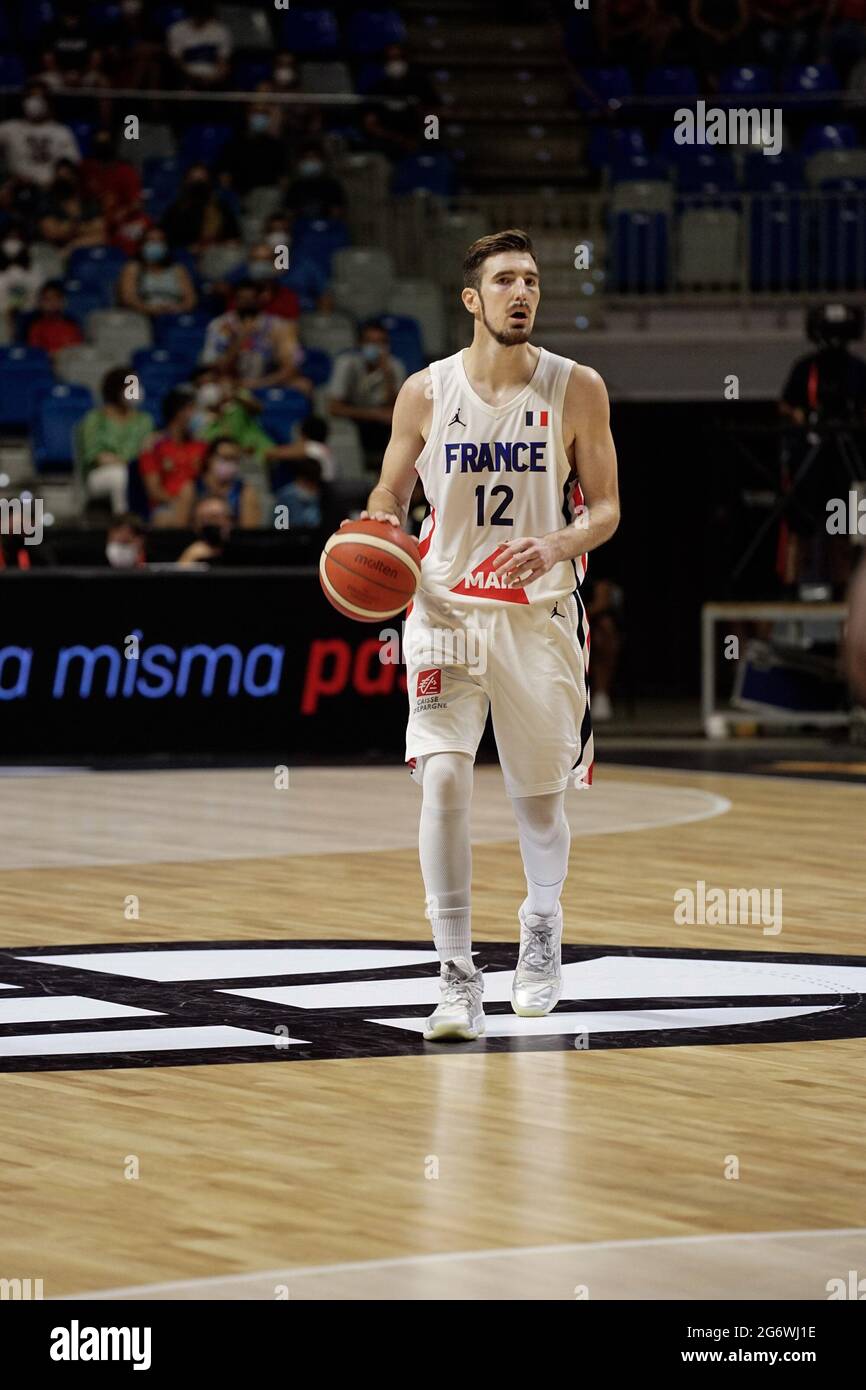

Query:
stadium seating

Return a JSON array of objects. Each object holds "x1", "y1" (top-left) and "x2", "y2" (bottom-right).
[
  {"x1": 0, "y1": 348, "x2": 54, "y2": 429},
  {"x1": 32, "y1": 385, "x2": 94, "y2": 473}
]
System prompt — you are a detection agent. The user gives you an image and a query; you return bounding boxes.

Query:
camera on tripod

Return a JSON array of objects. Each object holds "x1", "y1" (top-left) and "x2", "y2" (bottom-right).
[{"x1": 803, "y1": 304, "x2": 866, "y2": 428}]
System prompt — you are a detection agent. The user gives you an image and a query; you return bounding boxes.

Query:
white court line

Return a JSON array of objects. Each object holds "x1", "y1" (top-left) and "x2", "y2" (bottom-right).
[{"x1": 68, "y1": 1226, "x2": 866, "y2": 1300}]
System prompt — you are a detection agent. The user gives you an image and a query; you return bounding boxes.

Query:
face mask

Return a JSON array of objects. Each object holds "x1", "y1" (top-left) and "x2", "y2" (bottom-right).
[
  {"x1": 248, "y1": 260, "x2": 272, "y2": 282},
  {"x1": 236, "y1": 306, "x2": 257, "y2": 322},
  {"x1": 106, "y1": 541, "x2": 139, "y2": 569},
  {"x1": 197, "y1": 381, "x2": 222, "y2": 408},
  {"x1": 385, "y1": 60, "x2": 408, "y2": 79},
  {"x1": 23, "y1": 96, "x2": 48, "y2": 120},
  {"x1": 361, "y1": 342, "x2": 383, "y2": 363},
  {"x1": 142, "y1": 242, "x2": 166, "y2": 263},
  {"x1": 248, "y1": 112, "x2": 271, "y2": 135},
  {"x1": 298, "y1": 159, "x2": 324, "y2": 178},
  {"x1": 2, "y1": 238, "x2": 24, "y2": 259},
  {"x1": 268, "y1": 230, "x2": 289, "y2": 250},
  {"x1": 212, "y1": 458, "x2": 239, "y2": 481},
  {"x1": 200, "y1": 524, "x2": 226, "y2": 547},
  {"x1": 273, "y1": 65, "x2": 297, "y2": 88},
  {"x1": 121, "y1": 0, "x2": 142, "y2": 14}
]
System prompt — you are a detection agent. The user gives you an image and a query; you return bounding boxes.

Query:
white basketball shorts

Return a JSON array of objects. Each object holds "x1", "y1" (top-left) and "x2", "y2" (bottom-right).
[{"x1": 404, "y1": 589, "x2": 594, "y2": 798}]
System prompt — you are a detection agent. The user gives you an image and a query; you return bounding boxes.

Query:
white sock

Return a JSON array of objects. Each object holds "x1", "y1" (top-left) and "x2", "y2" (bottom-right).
[
  {"x1": 417, "y1": 752, "x2": 474, "y2": 964},
  {"x1": 511, "y1": 791, "x2": 570, "y2": 919}
]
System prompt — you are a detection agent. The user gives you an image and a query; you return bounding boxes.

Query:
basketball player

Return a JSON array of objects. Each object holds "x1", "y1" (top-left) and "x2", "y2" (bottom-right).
[{"x1": 346, "y1": 230, "x2": 619, "y2": 1039}]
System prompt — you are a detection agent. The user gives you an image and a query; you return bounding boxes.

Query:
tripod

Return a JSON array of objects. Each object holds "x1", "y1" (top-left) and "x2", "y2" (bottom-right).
[{"x1": 732, "y1": 421, "x2": 866, "y2": 586}]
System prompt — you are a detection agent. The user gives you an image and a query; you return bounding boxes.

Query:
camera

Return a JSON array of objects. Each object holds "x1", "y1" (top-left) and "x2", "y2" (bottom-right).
[{"x1": 806, "y1": 303, "x2": 865, "y2": 351}]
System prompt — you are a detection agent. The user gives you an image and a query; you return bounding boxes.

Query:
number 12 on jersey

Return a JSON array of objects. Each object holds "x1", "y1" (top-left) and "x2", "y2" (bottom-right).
[{"x1": 474, "y1": 484, "x2": 514, "y2": 526}]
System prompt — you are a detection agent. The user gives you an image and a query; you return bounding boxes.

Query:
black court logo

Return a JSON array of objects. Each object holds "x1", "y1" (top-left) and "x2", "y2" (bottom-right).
[{"x1": 0, "y1": 942, "x2": 864, "y2": 1072}]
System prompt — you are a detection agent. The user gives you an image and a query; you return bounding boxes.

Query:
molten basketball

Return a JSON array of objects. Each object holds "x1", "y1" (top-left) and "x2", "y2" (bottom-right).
[{"x1": 319, "y1": 519, "x2": 422, "y2": 622}]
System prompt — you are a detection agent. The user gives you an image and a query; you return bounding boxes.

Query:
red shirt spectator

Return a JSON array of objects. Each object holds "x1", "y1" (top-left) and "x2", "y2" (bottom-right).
[
  {"x1": 81, "y1": 131, "x2": 142, "y2": 219},
  {"x1": 25, "y1": 281, "x2": 83, "y2": 355},
  {"x1": 139, "y1": 436, "x2": 205, "y2": 497}
]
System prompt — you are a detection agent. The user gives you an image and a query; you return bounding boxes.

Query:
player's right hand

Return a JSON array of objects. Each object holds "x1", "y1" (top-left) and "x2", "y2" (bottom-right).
[{"x1": 339, "y1": 510, "x2": 401, "y2": 527}]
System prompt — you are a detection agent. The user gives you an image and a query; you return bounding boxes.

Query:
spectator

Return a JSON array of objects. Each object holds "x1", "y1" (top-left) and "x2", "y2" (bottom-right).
[
  {"x1": 138, "y1": 386, "x2": 206, "y2": 527},
  {"x1": 584, "y1": 578, "x2": 624, "y2": 722},
  {"x1": 26, "y1": 280, "x2": 84, "y2": 355},
  {"x1": 594, "y1": 0, "x2": 679, "y2": 67},
  {"x1": 117, "y1": 226, "x2": 197, "y2": 318},
  {"x1": 820, "y1": 0, "x2": 866, "y2": 76},
  {"x1": 107, "y1": 200, "x2": 154, "y2": 259},
  {"x1": 361, "y1": 44, "x2": 441, "y2": 155},
  {"x1": 266, "y1": 413, "x2": 335, "y2": 481},
  {"x1": 193, "y1": 371, "x2": 277, "y2": 462},
  {"x1": 271, "y1": 50, "x2": 301, "y2": 92},
  {"x1": 201, "y1": 279, "x2": 312, "y2": 393},
  {"x1": 754, "y1": 0, "x2": 824, "y2": 64},
  {"x1": 103, "y1": 0, "x2": 165, "y2": 90},
  {"x1": 177, "y1": 496, "x2": 233, "y2": 566},
  {"x1": 217, "y1": 94, "x2": 291, "y2": 197},
  {"x1": 37, "y1": 158, "x2": 105, "y2": 256},
  {"x1": 327, "y1": 320, "x2": 405, "y2": 467},
  {"x1": 0, "y1": 228, "x2": 43, "y2": 331},
  {"x1": 162, "y1": 164, "x2": 240, "y2": 252},
  {"x1": 688, "y1": 0, "x2": 753, "y2": 77},
  {"x1": 167, "y1": 0, "x2": 232, "y2": 90},
  {"x1": 79, "y1": 366, "x2": 156, "y2": 515},
  {"x1": 262, "y1": 211, "x2": 293, "y2": 252},
  {"x1": 105, "y1": 513, "x2": 147, "y2": 568},
  {"x1": 224, "y1": 242, "x2": 300, "y2": 320},
  {"x1": 197, "y1": 436, "x2": 260, "y2": 527},
  {"x1": 38, "y1": 0, "x2": 108, "y2": 92},
  {"x1": 0, "y1": 84, "x2": 80, "y2": 192},
  {"x1": 272, "y1": 457, "x2": 324, "y2": 530},
  {"x1": 285, "y1": 144, "x2": 347, "y2": 221},
  {"x1": 81, "y1": 128, "x2": 142, "y2": 225}
]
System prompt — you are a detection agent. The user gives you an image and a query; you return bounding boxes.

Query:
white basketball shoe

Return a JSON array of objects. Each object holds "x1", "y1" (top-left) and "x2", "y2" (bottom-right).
[
  {"x1": 423, "y1": 956, "x2": 485, "y2": 1041},
  {"x1": 511, "y1": 902, "x2": 563, "y2": 1017}
]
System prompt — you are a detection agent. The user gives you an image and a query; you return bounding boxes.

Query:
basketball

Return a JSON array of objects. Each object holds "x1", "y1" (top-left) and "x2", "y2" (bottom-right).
[{"x1": 319, "y1": 519, "x2": 422, "y2": 622}]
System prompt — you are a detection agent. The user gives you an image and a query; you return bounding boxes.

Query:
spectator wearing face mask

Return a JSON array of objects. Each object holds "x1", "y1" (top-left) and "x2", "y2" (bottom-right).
[
  {"x1": 0, "y1": 84, "x2": 80, "y2": 192},
  {"x1": 38, "y1": 0, "x2": 109, "y2": 94},
  {"x1": 271, "y1": 50, "x2": 300, "y2": 92},
  {"x1": 197, "y1": 436, "x2": 260, "y2": 527},
  {"x1": 118, "y1": 226, "x2": 197, "y2": 318},
  {"x1": 37, "y1": 158, "x2": 105, "y2": 256},
  {"x1": 201, "y1": 280, "x2": 312, "y2": 394},
  {"x1": 25, "y1": 280, "x2": 83, "y2": 355},
  {"x1": 105, "y1": 513, "x2": 147, "y2": 568},
  {"x1": 162, "y1": 164, "x2": 240, "y2": 253},
  {"x1": 177, "y1": 496, "x2": 233, "y2": 566},
  {"x1": 81, "y1": 128, "x2": 142, "y2": 224},
  {"x1": 327, "y1": 320, "x2": 405, "y2": 468},
  {"x1": 138, "y1": 386, "x2": 206, "y2": 527},
  {"x1": 361, "y1": 44, "x2": 441, "y2": 156},
  {"x1": 285, "y1": 145, "x2": 347, "y2": 221},
  {"x1": 225, "y1": 242, "x2": 300, "y2": 320},
  {"x1": 79, "y1": 367, "x2": 156, "y2": 515},
  {"x1": 272, "y1": 457, "x2": 324, "y2": 531},
  {"x1": 192, "y1": 370, "x2": 276, "y2": 463},
  {"x1": 0, "y1": 228, "x2": 43, "y2": 330},
  {"x1": 217, "y1": 96, "x2": 292, "y2": 197},
  {"x1": 167, "y1": 0, "x2": 232, "y2": 90},
  {"x1": 266, "y1": 413, "x2": 335, "y2": 483}
]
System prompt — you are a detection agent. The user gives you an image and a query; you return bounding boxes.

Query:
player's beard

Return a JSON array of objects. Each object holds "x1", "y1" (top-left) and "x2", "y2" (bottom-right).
[{"x1": 478, "y1": 292, "x2": 532, "y2": 346}]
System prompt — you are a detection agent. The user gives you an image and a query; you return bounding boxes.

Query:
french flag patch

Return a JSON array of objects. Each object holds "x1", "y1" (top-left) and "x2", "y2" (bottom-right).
[{"x1": 526, "y1": 410, "x2": 548, "y2": 427}]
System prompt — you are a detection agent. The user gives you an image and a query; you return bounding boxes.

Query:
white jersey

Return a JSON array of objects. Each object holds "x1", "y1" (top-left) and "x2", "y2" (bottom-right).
[{"x1": 414, "y1": 346, "x2": 587, "y2": 608}]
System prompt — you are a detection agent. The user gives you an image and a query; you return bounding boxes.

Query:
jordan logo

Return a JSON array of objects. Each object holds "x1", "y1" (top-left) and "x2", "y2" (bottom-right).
[
  {"x1": 550, "y1": 602, "x2": 564, "y2": 619},
  {"x1": 448, "y1": 408, "x2": 466, "y2": 428}
]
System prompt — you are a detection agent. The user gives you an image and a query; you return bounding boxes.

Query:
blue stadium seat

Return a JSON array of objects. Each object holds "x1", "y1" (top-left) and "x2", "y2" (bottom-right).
[
  {"x1": 63, "y1": 279, "x2": 114, "y2": 321},
  {"x1": 347, "y1": 9, "x2": 406, "y2": 54},
  {"x1": 718, "y1": 65, "x2": 773, "y2": 102},
  {"x1": 256, "y1": 388, "x2": 311, "y2": 442},
  {"x1": 153, "y1": 4, "x2": 186, "y2": 30},
  {"x1": 279, "y1": 9, "x2": 340, "y2": 56},
  {"x1": 127, "y1": 457, "x2": 151, "y2": 521},
  {"x1": 0, "y1": 347, "x2": 54, "y2": 428},
  {"x1": 232, "y1": 58, "x2": 273, "y2": 90},
  {"x1": 280, "y1": 259, "x2": 329, "y2": 312},
  {"x1": 744, "y1": 151, "x2": 804, "y2": 191},
  {"x1": 153, "y1": 312, "x2": 209, "y2": 358},
  {"x1": 67, "y1": 245, "x2": 128, "y2": 291},
  {"x1": 16, "y1": 3, "x2": 54, "y2": 45},
  {"x1": 32, "y1": 384, "x2": 94, "y2": 473},
  {"x1": 132, "y1": 347, "x2": 197, "y2": 372},
  {"x1": 71, "y1": 122, "x2": 95, "y2": 156},
  {"x1": 781, "y1": 63, "x2": 839, "y2": 106},
  {"x1": 588, "y1": 126, "x2": 647, "y2": 169},
  {"x1": 750, "y1": 198, "x2": 804, "y2": 290},
  {"x1": 0, "y1": 54, "x2": 25, "y2": 85},
  {"x1": 814, "y1": 191, "x2": 866, "y2": 290},
  {"x1": 392, "y1": 153, "x2": 456, "y2": 196},
  {"x1": 179, "y1": 124, "x2": 234, "y2": 168},
  {"x1": 574, "y1": 66, "x2": 633, "y2": 112},
  {"x1": 291, "y1": 217, "x2": 351, "y2": 276},
  {"x1": 355, "y1": 61, "x2": 386, "y2": 95},
  {"x1": 801, "y1": 122, "x2": 858, "y2": 156},
  {"x1": 676, "y1": 151, "x2": 738, "y2": 196},
  {"x1": 377, "y1": 314, "x2": 424, "y2": 375},
  {"x1": 301, "y1": 347, "x2": 332, "y2": 387},
  {"x1": 644, "y1": 66, "x2": 699, "y2": 101},
  {"x1": 611, "y1": 153, "x2": 670, "y2": 183},
  {"x1": 137, "y1": 366, "x2": 190, "y2": 414},
  {"x1": 611, "y1": 211, "x2": 669, "y2": 292}
]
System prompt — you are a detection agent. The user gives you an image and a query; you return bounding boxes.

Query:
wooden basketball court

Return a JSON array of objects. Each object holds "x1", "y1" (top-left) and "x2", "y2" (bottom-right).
[{"x1": 1, "y1": 759, "x2": 864, "y2": 1300}]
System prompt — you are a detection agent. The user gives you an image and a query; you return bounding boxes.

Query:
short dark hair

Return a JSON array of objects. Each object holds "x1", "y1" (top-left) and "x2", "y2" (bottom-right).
[
  {"x1": 41, "y1": 279, "x2": 65, "y2": 296},
  {"x1": 108, "y1": 513, "x2": 145, "y2": 538},
  {"x1": 102, "y1": 366, "x2": 131, "y2": 405},
  {"x1": 162, "y1": 385, "x2": 196, "y2": 423},
  {"x1": 462, "y1": 229, "x2": 538, "y2": 291},
  {"x1": 203, "y1": 435, "x2": 241, "y2": 465},
  {"x1": 301, "y1": 414, "x2": 328, "y2": 442}
]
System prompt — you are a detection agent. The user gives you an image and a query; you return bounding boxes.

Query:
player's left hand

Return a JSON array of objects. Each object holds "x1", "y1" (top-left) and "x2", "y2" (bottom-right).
[{"x1": 491, "y1": 535, "x2": 559, "y2": 587}]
